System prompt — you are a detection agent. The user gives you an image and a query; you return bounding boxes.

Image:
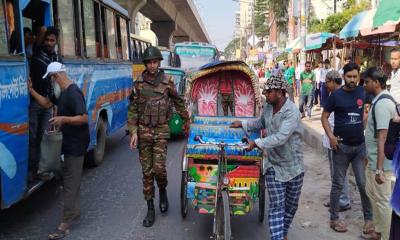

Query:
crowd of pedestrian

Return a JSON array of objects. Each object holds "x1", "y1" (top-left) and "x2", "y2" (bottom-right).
[
  {"x1": 265, "y1": 49, "x2": 400, "y2": 239},
  {"x1": 274, "y1": 49, "x2": 400, "y2": 240}
]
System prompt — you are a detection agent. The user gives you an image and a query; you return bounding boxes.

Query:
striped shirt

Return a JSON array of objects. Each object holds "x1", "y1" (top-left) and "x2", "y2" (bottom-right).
[
  {"x1": 389, "y1": 69, "x2": 400, "y2": 103},
  {"x1": 242, "y1": 99, "x2": 304, "y2": 182}
]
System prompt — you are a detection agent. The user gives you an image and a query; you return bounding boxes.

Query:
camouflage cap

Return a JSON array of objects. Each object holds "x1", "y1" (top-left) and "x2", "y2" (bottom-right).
[{"x1": 262, "y1": 75, "x2": 289, "y2": 91}]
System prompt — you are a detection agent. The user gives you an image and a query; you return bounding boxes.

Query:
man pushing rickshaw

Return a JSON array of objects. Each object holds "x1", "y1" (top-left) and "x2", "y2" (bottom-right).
[
  {"x1": 181, "y1": 59, "x2": 304, "y2": 240},
  {"x1": 231, "y1": 76, "x2": 304, "y2": 240}
]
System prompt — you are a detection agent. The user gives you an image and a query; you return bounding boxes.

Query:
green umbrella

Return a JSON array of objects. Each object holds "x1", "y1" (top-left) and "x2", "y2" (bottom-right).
[{"x1": 373, "y1": 0, "x2": 400, "y2": 28}]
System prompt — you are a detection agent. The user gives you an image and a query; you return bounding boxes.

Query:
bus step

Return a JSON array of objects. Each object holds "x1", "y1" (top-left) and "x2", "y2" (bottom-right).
[
  {"x1": 25, "y1": 180, "x2": 46, "y2": 198},
  {"x1": 25, "y1": 173, "x2": 55, "y2": 198}
]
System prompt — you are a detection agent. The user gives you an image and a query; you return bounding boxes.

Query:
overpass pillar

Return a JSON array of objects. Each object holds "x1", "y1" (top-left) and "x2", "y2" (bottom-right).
[
  {"x1": 126, "y1": 0, "x2": 147, "y2": 34},
  {"x1": 151, "y1": 21, "x2": 176, "y2": 48}
]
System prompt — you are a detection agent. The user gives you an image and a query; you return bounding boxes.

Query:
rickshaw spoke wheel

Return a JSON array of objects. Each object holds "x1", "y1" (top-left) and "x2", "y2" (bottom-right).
[
  {"x1": 180, "y1": 171, "x2": 188, "y2": 218},
  {"x1": 215, "y1": 190, "x2": 231, "y2": 240}
]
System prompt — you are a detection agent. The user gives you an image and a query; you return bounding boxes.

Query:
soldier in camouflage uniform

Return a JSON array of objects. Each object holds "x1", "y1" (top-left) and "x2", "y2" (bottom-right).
[{"x1": 128, "y1": 46, "x2": 189, "y2": 227}]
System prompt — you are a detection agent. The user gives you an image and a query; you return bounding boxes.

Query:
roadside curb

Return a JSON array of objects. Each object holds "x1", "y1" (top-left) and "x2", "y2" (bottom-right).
[{"x1": 301, "y1": 121, "x2": 325, "y2": 155}]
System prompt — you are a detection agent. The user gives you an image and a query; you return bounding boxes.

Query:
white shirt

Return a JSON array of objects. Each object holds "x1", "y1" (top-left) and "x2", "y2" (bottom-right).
[
  {"x1": 389, "y1": 69, "x2": 400, "y2": 102},
  {"x1": 295, "y1": 67, "x2": 301, "y2": 80},
  {"x1": 323, "y1": 112, "x2": 335, "y2": 149},
  {"x1": 319, "y1": 67, "x2": 333, "y2": 83},
  {"x1": 339, "y1": 68, "x2": 344, "y2": 77},
  {"x1": 314, "y1": 68, "x2": 321, "y2": 84}
]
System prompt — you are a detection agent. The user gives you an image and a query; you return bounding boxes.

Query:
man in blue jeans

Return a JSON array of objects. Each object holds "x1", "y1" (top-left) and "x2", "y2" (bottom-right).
[
  {"x1": 322, "y1": 70, "x2": 351, "y2": 211},
  {"x1": 299, "y1": 61, "x2": 315, "y2": 119},
  {"x1": 321, "y1": 63, "x2": 373, "y2": 234}
]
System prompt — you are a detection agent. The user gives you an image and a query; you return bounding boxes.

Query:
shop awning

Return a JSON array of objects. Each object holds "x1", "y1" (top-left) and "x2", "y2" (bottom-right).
[
  {"x1": 360, "y1": 8, "x2": 399, "y2": 36},
  {"x1": 284, "y1": 37, "x2": 301, "y2": 53},
  {"x1": 304, "y1": 32, "x2": 338, "y2": 51},
  {"x1": 373, "y1": 0, "x2": 400, "y2": 28},
  {"x1": 340, "y1": 11, "x2": 368, "y2": 39}
]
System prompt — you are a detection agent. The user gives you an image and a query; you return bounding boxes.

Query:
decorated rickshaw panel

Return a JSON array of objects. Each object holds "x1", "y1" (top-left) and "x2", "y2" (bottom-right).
[
  {"x1": 185, "y1": 116, "x2": 263, "y2": 215},
  {"x1": 191, "y1": 76, "x2": 219, "y2": 116}
]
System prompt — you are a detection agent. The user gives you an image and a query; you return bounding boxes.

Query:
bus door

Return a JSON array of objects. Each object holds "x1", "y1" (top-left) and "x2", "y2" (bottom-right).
[
  {"x1": 21, "y1": 0, "x2": 53, "y2": 58},
  {"x1": 0, "y1": 0, "x2": 30, "y2": 208}
]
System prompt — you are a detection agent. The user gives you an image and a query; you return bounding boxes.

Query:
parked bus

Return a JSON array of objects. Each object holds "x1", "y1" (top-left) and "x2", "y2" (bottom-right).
[
  {"x1": 161, "y1": 67, "x2": 186, "y2": 136},
  {"x1": 173, "y1": 42, "x2": 219, "y2": 72},
  {"x1": 159, "y1": 46, "x2": 181, "y2": 68},
  {"x1": 130, "y1": 33, "x2": 151, "y2": 80},
  {"x1": 0, "y1": 0, "x2": 132, "y2": 209}
]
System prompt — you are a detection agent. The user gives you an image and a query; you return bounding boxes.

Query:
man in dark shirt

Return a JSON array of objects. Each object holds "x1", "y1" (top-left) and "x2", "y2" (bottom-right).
[
  {"x1": 29, "y1": 27, "x2": 62, "y2": 178},
  {"x1": 321, "y1": 63, "x2": 373, "y2": 234},
  {"x1": 29, "y1": 62, "x2": 89, "y2": 239}
]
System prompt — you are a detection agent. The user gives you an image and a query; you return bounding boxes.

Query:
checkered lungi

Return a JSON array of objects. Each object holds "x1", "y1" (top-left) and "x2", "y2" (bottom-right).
[{"x1": 266, "y1": 168, "x2": 304, "y2": 240}]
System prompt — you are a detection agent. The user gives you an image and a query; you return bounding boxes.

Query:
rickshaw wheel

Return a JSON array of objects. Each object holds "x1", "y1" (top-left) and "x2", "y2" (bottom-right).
[
  {"x1": 258, "y1": 173, "x2": 266, "y2": 223},
  {"x1": 180, "y1": 171, "x2": 188, "y2": 218},
  {"x1": 215, "y1": 190, "x2": 231, "y2": 240}
]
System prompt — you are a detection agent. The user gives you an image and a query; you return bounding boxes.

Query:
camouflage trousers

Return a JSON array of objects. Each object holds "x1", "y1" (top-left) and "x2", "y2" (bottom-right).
[
  {"x1": 221, "y1": 94, "x2": 234, "y2": 116},
  {"x1": 138, "y1": 125, "x2": 169, "y2": 200}
]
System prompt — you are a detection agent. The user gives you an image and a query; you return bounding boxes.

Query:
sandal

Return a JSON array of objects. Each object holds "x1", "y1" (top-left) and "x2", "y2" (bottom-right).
[
  {"x1": 330, "y1": 220, "x2": 348, "y2": 233},
  {"x1": 48, "y1": 227, "x2": 70, "y2": 239},
  {"x1": 363, "y1": 221, "x2": 375, "y2": 234}
]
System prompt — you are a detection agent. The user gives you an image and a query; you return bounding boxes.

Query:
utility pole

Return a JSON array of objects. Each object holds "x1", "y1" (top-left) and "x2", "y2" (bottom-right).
[
  {"x1": 334, "y1": 0, "x2": 337, "y2": 13},
  {"x1": 300, "y1": 0, "x2": 307, "y2": 71},
  {"x1": 252, "y1": 0, "x2": 255, "y2": 49}
]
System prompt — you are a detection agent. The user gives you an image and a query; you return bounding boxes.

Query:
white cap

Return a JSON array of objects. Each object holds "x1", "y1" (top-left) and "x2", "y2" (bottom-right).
[{"x1": 42, "y1": 62, "x2": 66, "y2": 79}]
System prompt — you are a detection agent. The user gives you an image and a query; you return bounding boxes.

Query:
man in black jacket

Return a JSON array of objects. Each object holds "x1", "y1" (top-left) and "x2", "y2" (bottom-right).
[{"x1": 28, "y1": 27, "x2": 61, "y2": 179}]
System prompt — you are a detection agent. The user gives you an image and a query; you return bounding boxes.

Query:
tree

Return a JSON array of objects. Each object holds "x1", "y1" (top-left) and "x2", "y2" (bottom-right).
[
  {"x1": 224, "y1": 38, "x2": 240, "y2": 60},
  {"x1": 266, "y1": 0, "x2": 289, "y2": 32},
  {"x1": 308, "y1": 0, "x2": 370, "y2": 33},
  {"x1": 254, "y1": 0, "x2": 268, "y2": 38}
]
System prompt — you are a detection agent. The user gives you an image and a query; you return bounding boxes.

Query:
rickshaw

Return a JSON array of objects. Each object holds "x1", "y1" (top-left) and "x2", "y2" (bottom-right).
[{"x1": 180, "y1": 61, "x2": 265, "y2": 240}]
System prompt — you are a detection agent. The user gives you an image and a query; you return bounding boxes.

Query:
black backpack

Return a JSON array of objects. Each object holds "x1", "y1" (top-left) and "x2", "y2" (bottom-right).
[{"x1": 371, "y1": 94, "x2": 400, "y2": 160}]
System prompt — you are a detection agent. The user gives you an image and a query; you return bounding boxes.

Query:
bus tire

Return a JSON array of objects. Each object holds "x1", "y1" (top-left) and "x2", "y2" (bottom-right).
[{"x1": 86, "y1": 118, "x2": 107, "y2": 167}]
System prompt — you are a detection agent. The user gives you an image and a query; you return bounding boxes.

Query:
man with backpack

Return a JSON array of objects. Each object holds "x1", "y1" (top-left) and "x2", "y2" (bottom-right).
[{"x1": 364, "y1": 67, "x2": 397, "y2": 240}]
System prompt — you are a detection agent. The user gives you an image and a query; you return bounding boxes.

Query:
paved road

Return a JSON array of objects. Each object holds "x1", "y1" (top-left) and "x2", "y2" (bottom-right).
[{"x1": 0, "y1": 129, "x2": 268, "y2": 240}]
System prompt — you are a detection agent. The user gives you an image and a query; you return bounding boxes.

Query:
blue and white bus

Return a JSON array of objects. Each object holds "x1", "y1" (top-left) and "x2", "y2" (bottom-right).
[
  {"x1": 0, "y1": 0, "x2": 132, "y2": 208},
  {"x1": 173, "y1": 42, "x2": 219, "y2": 73}
]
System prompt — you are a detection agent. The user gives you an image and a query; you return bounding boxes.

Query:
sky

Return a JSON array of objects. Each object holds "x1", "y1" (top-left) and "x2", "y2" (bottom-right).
[{"x1": 194, "y1": 0, "x2": 238, "y2": 51}]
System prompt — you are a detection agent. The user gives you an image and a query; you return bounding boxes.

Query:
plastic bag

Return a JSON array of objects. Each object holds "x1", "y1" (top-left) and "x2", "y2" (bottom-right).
[{"x1": 38, "y1": 130, "x2": 62, "y2": 174}]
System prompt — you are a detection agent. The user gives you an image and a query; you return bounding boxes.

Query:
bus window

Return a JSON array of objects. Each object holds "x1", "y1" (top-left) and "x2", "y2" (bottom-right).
[
  {"x1": 130, "y1": 38, "x2": 137, "y2": 60},
  {"x1": 58, "y1": 0, "x2": 77, "y2": 56},
  {"x1": 4, "y1": 0, "x2": 21, "y2": 54},
  {"x1": 100, "y1": 6, "x2": 108, "y2": 58},
  {"x1": 136, "y1": 39, "x2": 142, "y2": 58},
  {"x1": 105, "y1": 9, "x2": 116, "y2": 59},
  {"x1": 140, "y1": 42, "x2": 146, "y2": 54},
  {"x1": 93, "y1": 1, "x2": 101, "y2": 57},
  {"x1": 115, "y1": 16, "x2": 122, "y2": 59},
  {"x1": 119, "y1": 17, "x2": 129, "y2": 60},
  {"x1": 82, "y1": 0, "x2": 96, "y2": 57},
  {"x1": 0, "y1": 1, "x2": 9, "y2": 54}
]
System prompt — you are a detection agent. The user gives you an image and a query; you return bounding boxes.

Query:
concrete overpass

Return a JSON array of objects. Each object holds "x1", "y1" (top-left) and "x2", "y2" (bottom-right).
[{"x1": 115, "y1": 0, "x2": 211, "y2": 47}]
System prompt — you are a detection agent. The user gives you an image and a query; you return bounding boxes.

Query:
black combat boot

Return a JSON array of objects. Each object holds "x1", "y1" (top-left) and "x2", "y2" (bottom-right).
[
  {"x1": 143, "y1": 199, "x2": 155, "y2": 227},
  {"x1": 159, "y1": 188, "x2": 169, "y2": 213}
]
